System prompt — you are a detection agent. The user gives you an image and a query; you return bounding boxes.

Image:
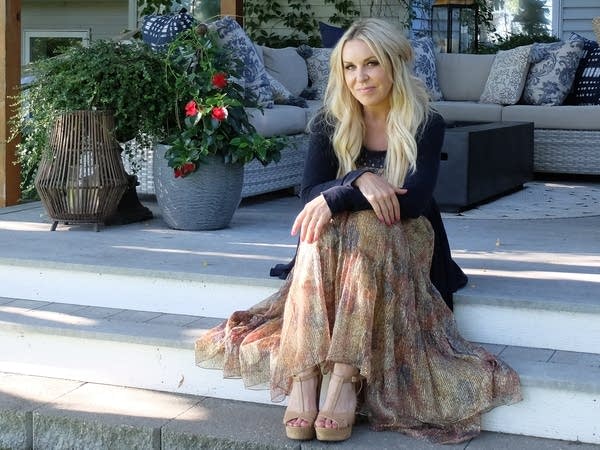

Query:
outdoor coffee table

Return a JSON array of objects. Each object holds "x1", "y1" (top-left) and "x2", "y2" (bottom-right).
[{"x1": 433, "y1": 121, "x2": 534, "y2": 212}]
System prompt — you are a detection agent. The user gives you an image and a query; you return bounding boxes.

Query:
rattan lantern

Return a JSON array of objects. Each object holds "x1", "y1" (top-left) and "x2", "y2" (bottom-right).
[{"x1": 35, "y1": 110, "x2": 128, "y2": 231}]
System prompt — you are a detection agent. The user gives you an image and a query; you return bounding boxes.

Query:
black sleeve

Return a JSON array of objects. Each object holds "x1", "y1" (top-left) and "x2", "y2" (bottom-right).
[{"x1": 300, "y1": 112, "x2": 445, "y2": 219}]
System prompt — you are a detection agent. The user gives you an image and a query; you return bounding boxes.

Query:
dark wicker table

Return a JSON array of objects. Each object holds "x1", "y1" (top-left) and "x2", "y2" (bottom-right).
[{"x1": 433, "y1": 121, "x2": 534, "y2": 212}]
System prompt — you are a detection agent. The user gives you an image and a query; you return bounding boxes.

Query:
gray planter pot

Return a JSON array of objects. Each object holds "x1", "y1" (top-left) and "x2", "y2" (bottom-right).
[{"x1": 152, "y1": 144, "x2": 244, "y2": 230}]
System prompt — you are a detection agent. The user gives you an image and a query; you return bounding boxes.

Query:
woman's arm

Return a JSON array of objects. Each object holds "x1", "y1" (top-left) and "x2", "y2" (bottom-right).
[{"x1": 301, "y1": 112, "x2": 445, "y2": 219}]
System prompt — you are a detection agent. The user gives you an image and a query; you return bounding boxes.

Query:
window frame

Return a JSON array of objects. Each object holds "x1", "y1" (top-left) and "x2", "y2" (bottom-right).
[{"x1": 22, "y1": 29, "x2": 91, "y2": 65}]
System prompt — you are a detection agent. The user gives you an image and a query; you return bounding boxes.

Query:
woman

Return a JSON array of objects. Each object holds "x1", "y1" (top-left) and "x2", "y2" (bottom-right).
[{"x1": 196, "y1": 18, "x2": 521, "y2": 444}]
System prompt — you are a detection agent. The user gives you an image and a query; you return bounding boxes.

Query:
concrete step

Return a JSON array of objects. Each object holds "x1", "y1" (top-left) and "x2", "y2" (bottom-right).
[
  {"x1": 4, "y1": 372, "x2": 599, "y2": 450},
  {"x1": 0, "y1": 298, "x2": 599, "y2": 444},
  {"x1": 1, "y1": 257, "x2": 599, "y2": 353}
]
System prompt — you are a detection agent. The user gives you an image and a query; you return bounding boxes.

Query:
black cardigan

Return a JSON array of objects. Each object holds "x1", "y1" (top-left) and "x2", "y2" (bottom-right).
[{"x1": 271, "y1": 111, "x2": 467, "y2": 310}]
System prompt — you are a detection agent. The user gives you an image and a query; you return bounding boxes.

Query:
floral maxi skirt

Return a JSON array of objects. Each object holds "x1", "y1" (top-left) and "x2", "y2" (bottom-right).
[{"x1": 195, "y1": 211, "x2": 522, "y2": 444}]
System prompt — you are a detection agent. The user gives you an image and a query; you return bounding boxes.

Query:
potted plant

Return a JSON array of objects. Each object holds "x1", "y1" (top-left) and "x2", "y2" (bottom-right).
[
  {"x1": 11, "y1": 39, "x2": 178, "y2": 223},
  {"x1": 152, "y1": 24, "x2": 285, "y2": 230}
]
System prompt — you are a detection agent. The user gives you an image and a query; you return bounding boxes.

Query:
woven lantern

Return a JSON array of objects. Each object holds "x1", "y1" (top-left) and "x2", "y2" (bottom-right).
[{"x1": 35, "y1": 110, "x2": 128, "y2": 231}]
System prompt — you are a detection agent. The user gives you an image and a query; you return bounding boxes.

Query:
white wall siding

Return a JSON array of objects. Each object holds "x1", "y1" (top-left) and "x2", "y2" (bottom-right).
[
  {"x1": 22, "y1": 0, "x2": 129, "y2": 42},
  {"x1": 559, "y1": 0, "x2": 600, "y2": 41}
]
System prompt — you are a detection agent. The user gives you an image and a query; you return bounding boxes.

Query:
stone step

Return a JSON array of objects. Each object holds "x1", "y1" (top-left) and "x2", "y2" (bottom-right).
[
  {"x1": 0, "y1": 298, "x2": 599, "y2": 444},
  {"x1": 1, "y1": 257, "x2": 599, "y2": 353},
  {"x1": 4, "y1": 372, "x2": 600, "y2": 450}
]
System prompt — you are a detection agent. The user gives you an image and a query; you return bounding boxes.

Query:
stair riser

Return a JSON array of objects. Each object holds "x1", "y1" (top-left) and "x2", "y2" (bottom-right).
[
  {"x1": 454, "y1": 303, "x2": 600, "y2": 353},
  {"x1": 1, "y1": 328, "x2": 599, "y2": 444},
  {"x1": 4, "y1": 263, "x2": 599, "y2": 355},
  {"x1": 0, "y1": 263, "x2": 274, "y2": 317},
  {"x1": 0, "y1": 328, "x2": 271, "y2": 404},
  {"x1": 482, "y1": 386, "x2": 599, "y2": 444}
]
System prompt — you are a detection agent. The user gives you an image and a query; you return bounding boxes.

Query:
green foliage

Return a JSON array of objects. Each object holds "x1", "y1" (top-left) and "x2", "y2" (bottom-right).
[
  {"x1": 513, "y1": 0, "x2": 550, "y2": 36},
  {"x1": 10, "y1": 40, "x2": 177, "y2": 200},
  {"x1": 162, "y1": 27, "x2": 285, "y2": 177},
  {"x1": 477, "y1": 32, "x2": 559, "y2": 54},
  {"x1": 244, "y1": 0, "x2": 359, "y2": 47},
  {"x1": 138, "y1": 0, "x2": 177, "y2": 16},
  {"x1": 325, "y1": 0, "x2": 360, "y2": 27}
]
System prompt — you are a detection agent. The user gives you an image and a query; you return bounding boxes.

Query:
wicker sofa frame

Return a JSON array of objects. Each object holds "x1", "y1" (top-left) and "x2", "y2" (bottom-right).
[
  {"x1": 123, "y1": 133, "x2": 309, "y2": 199},
  {"x1": 534, "y1": 129, "x2": 600, "y2": 175}
]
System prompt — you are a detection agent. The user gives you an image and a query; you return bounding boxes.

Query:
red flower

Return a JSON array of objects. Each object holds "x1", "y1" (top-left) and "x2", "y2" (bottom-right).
[
  {"x1": 174, "y1": 162, "x2": 196, "y2": 178},
  {"x1": 185, "y1": 100, "x2": 198, "y2": 117},
  {"x1": 211, "y1": 72, "x2": 228, "y2": 89},
  {"x1": 211, "y1": 106, "x2": 228, "y2": 121},
  {"x1": 182, "y1": 162, "x2": 196, "y2": 175}
]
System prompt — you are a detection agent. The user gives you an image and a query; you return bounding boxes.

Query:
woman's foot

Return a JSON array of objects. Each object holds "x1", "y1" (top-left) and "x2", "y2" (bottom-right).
[
  {"x1": 315, "y1": 363, "x2": 360, "y2": 441},
  {"x1": 283, "y1": 366, "x2": 321, "y2": 440}
]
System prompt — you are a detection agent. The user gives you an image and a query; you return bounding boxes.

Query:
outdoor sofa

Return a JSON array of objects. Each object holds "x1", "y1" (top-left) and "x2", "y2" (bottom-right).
[
  {"x1": 430, "y1": 34, "x2": 600, "y2": 175},
  {"x1": 131, "y1": 21, "x2": 600, "y2": 199}
]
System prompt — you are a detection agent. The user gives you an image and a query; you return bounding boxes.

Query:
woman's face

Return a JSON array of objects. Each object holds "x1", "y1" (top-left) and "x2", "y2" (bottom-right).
[{"x1": 342, "y1": 39, "x2": 393, "y2": 111}]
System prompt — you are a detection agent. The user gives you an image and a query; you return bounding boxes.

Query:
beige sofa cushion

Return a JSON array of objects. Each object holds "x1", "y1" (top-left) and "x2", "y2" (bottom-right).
[
  {"x1": 502, "y1": 105, "x2": 600, "y2": 130},
  {"x1": 261, "y1": 46, "x2": 309, "y2": 97},
  {"x1": 435, "y1": 53, "x2": 495, "y2": 102},
  {"x1": 247, "y1": 105, "x2": 308, "y2": 137},
  {"x1": 432, "y1": 101, "x2": 503, "y2": 123}
]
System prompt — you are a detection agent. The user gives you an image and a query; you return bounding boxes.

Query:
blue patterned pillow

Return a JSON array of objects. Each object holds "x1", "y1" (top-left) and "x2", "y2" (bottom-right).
[
  {"x1": 141, "y1": 10, "x2": 196, "y2": 52},
  {"x1": 297, "y1": 45, "x2": 332, "y2": 100},
  {"x1": 571, "y1": 47, "x2": 600, "y2": 105},
  {"x1": 410, "y1": 36, "x2": 443, "y2": 101},
  {"x1": 567, "y1": 33, "x2": 600, "y2": 105},
  {"x1": 208, "y1": 17, "x2": 274, "y2": 108},
  {"x1": 522, "y1": 40, "x2": 584, "y2": 106}
]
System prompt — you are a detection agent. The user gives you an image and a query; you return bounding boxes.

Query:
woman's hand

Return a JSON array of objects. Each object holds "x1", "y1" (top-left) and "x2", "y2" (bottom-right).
[
  {"x1": 291, "y1": 194, "x2": 332, "y2": 243},
  {"x1": 354, "y1": 172, "x2": 407, "y2": 225}
]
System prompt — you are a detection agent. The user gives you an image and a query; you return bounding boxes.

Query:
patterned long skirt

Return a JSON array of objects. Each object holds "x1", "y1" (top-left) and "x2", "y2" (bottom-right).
[{"x1": 195, "y1": 211, "x2": 522, "y2": 444}]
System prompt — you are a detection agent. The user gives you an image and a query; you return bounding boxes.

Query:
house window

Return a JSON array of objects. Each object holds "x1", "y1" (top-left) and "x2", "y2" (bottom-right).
[{"x1": 23, "y1": 30, "x2": 90, "y2": 65}]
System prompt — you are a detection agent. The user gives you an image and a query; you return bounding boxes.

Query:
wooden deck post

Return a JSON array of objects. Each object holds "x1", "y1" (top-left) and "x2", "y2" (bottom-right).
[
  {"x1": 220, "y1": 0, "x2": 243, "y2": 24},
  {"x1": 0, "y1": 0, "x2": 21, "y2": 207}
]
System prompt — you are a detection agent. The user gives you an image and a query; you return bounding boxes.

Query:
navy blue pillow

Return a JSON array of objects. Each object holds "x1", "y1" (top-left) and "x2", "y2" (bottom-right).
[
  {"x1": 142, "y1": 9, "x2": 196, "y2": 52},
  {"x1": 567, "y1": 33, "x2": 600, "y2": 105},
  {"x1": 319, "y1": 22, "x2": 345, "y2": 48},
  {"x1": 572, "y1": 47, "x2": 600, "y2": 105}
]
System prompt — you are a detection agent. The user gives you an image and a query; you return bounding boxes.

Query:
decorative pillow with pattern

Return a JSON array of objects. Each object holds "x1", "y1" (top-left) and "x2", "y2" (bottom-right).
[
  {"x1": 265, "y1": 71, "x2": 308, "y2": 107},
  {"x1": 522, "y1": 40, "x2": 584, "y2": 106},
  {"x1": 141, "y1": 9, "x2": 196, "y2": 52},
  {"x1": 410, "y1": 36, "x2": 443, "y2": 101},
  {"x1": 480, "y1": 45, "x2": 532, "y2": 105},
  {"x1": 208, "y1": 16, "x2": 274, "y2": 108},
  {"x1": 571, "y1": 46, "x2": 600, "y2": 105},
  {"x1": 297, "y1": 45, "x2": 332, "y2": 100},
  {"x1": 567, "y1": 33, "x2": 600, "y2": 105}
]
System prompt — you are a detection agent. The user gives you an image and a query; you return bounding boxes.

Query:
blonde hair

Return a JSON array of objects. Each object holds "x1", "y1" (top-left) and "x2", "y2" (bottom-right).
[{"x1": 322, "y1": 18, "x2": 431, "y2": 187}]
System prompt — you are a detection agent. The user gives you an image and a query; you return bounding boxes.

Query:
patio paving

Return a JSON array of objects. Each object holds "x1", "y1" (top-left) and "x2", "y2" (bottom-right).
[{"x1": 0, "y1": 182, "x2": 598, "y2": 308}]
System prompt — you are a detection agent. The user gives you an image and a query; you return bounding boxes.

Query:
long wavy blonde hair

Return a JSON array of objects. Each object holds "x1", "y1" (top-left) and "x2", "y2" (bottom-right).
[{"x1": 322, "y1": 18, "x2": 431, "y2": 186}]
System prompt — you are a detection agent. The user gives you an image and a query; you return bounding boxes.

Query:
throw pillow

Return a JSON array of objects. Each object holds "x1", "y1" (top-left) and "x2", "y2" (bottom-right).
[
  {"x1": 571, "y1": 47, "x2": 600, "y2": 105},
  {"x1": 141, "y1": 9, "x2": 196, "y2": 52},
  {"x1": 208, "y1": 16, "x2": 274, "y2": 108},
  {"x1": 479, "y1": 45, "x2": 532, "y2": 105},
  {"x1": 319, "y1": 22, "x2": 345, "y2": 48},
  {"x1": 261, "y1": 46, "x2": 309, "y2": 96},
  {"x1": 410, "y1": 36, "x2": 443, "y2": 101},
  {"x1": 522, "y1": 40, "x2": 584, "y2": 106},
  {"x1": 566, "y1": 33, "x2": 600, "y2": 105},
  {"x1": 265, "y1": 71, "x2": 308, "y2": 107},
  {"x1": 297, "y1": 45, "x2": 332, "y2": 100}
]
